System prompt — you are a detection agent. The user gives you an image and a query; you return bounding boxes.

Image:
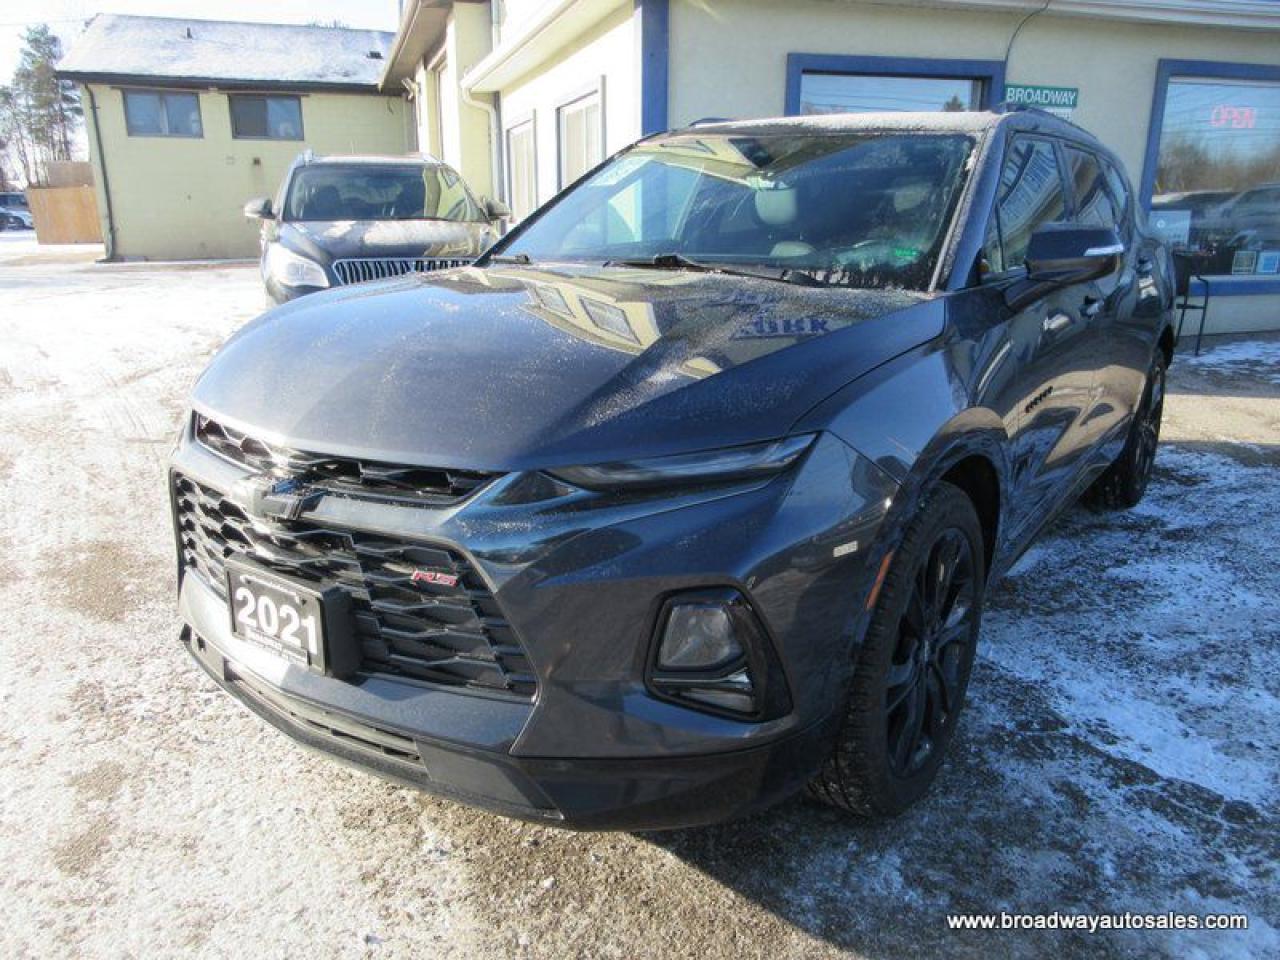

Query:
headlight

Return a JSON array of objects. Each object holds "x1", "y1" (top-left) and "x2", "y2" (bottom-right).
[
  {"x1": 547, "y1": 435, "x2": 815, "y2": 491},
  {"x1": 265, "y1": 244, "x2": 329, "y2": 289}
]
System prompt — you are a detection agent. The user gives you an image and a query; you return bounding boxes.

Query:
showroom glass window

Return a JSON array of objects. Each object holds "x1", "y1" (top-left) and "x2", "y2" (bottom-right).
[
  {"x1": 229, "y1": 95, "x2": 304, "y2": 140},
  {"x1": 558, "y1": 91, "x2": 603, "y2": 187},
  {"x1": 797, "y1": 73, "x2": 984, "y2": 115},
  {"x1": 123, "y1": 90, "x2": 203, "y2": 137},
  {"x1": 506, "y1": 121, "x2": 537, "y2": 222},
  {"x1": 1149, "y1": 76, "x2": 1280, "y2": 278}
]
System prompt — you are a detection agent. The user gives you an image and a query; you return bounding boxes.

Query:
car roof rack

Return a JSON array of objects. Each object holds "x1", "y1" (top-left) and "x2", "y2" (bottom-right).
[{"x1": 990, "y1": 101, "x2": 1090, "y2": 132}]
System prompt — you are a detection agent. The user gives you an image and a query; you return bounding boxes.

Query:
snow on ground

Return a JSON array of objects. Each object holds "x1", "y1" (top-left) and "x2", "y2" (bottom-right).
[
  {"x1": 0, "y1": 254, "x2": 1276, "y2": 959},
  {"x1": 1180, "y1": 339, "x2": 1280, "y2": 385}
]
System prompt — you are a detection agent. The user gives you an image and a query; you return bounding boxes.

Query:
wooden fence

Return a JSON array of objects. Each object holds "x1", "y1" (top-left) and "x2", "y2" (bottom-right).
[{"x1": 26, "y1": 186, "x2": 102, "y2": 245}]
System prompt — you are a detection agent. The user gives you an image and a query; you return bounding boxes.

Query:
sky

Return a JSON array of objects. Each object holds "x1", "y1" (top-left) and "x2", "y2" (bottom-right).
[{"x1": 0, "y1": 0, "x2": 402, "y2": 80}]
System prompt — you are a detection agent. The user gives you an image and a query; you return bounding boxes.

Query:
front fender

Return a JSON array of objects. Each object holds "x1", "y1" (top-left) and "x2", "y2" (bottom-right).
[{"x1": 793, "y1": 338, "x2": 1017, "y2": 579}]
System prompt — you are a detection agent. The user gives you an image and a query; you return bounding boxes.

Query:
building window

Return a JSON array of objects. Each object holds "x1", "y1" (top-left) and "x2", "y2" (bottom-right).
[
  {"x1": 1147, "y1": 64, "x2": 1280, "y2": 280},
  {"x1": 505, "y1": 119, "x2": 537, "y2": 222},
  {"x1": 229, "y1": 95, "x2": 304, "y2": 140},
  {"x1": 557, "y1": 89, "x2": 603, "y2": 188},
  {"x1": 786, "y1": 54, "x2": 1003, "y2": 117},
  {"x1": 798, "y1": 73, "x2": 983, "y2": 115},
  {"x1": 123, "y1": 90, "x2": 202, "y2": 137}
]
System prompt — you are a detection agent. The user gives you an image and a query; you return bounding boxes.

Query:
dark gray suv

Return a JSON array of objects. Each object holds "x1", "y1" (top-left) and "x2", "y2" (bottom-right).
[
  {"x1": 244, "y1": 153, "x2": 508, "y2": 303},
  {"x1": 176, "y1": 108, "x2": 1173, "y2": 830}
]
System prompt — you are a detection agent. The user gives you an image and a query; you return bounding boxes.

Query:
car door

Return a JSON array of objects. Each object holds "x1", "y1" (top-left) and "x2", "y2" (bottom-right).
[
  {"x1": 983, "y1": 135, "x2": 1104, "y2": 543},
  {"x1": 1062, "y1": 146, "x2": 1149, "y2": 456}
]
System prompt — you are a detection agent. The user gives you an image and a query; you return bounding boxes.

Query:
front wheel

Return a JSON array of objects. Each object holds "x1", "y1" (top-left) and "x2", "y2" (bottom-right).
[
  {"x1": 1085, "y1": 350, "x2": 1167, "y2": 511},
  {"x1": 809, "y1": 481, "x2": 985, "y2": 818}
]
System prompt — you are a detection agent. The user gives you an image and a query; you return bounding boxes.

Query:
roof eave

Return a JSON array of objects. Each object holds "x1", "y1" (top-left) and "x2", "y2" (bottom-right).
[
  {"x1": 462, "y1": 0, "x2": 628, "y2": 94},
  {"x1": 380, "y1": 0, "x2": 453, "y2": 90},
  {"x1": 56, "y1": 71, "x2": 387, "y2": 94}
]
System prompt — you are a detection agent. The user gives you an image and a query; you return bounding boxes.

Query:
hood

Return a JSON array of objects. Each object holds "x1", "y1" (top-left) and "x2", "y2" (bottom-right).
[
  {"x1": 280, "y1": 219, "x2": 493, "y2": 262},
  {"x1": 192, "y1": 264, "x2": 944, "y2": 471}
]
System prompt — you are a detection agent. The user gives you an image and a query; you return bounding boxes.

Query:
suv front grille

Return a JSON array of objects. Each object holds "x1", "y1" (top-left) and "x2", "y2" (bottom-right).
[
  {"x1": 194, "y1": 415, "x2": 495, "y2": 504},
  {"x1": 331, "y1": 257, "x2": 471, "y2": 286},
  {"x1": 174, "y1": 473, "x2": 536, "y2": 700}
]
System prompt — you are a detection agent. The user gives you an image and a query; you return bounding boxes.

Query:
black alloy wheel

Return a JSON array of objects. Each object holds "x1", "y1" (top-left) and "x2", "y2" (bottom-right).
[
  {"x1": 885, "y1": 527, "x2": 979, "y2": 778},
  {"x1": 1085, "y1": 350, "x2": 1167, "y2": 510},
  {"x1": 810, "y1": 481, "x2": 985, "y2": 817}
]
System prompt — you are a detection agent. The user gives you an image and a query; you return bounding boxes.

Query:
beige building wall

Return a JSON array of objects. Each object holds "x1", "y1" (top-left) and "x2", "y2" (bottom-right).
[
  {"x1": 667, "y1": 0, "x2": 1280, "y2": 335},
  {"x1": 84, "y1": 84, "x2": 411, "y2": 260},
  {"x1": 498, "y1": 4, "x2": 639, "y2": 208},
  {"x1": 669, "y1": 0, "x2": 1279, "y2": 190}
]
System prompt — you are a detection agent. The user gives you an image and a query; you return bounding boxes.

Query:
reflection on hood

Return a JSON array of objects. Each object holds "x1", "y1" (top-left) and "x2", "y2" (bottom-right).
[{"x1": 194, "y1": 262, "x2": 940, "y2": 471}]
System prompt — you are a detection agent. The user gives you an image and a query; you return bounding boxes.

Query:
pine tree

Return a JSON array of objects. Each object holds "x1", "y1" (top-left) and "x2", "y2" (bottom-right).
[{"x1": 1, "y1": 25, "x2": 82, "y2": 184}]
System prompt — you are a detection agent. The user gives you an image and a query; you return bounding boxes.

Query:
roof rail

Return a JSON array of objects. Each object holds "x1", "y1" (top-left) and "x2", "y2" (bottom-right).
[{"x1": 990, "y1": 101, "x2": 1088, "y2": 131}]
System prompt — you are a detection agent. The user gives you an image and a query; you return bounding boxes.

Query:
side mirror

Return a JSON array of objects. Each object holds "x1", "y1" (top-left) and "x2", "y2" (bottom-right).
[
  {"x1": 243, "y1": 196, "x2": 274, "y2": 221},
  {"x1": 1025, "y1": 223, "x2": 1123, "y2": 285},
  {"x1": 483, "y1": 197, "x2": 511, "y2": 221}
]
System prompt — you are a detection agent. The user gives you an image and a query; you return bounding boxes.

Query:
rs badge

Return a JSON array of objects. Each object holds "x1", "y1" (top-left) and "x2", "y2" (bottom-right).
[{"x1": 412, "y1": 569, "x2": 460, "y2": 587}]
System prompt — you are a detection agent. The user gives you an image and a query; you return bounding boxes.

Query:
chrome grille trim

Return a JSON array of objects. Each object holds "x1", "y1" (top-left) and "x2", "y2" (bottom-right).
[{"x1": 331, "y1": 257, "x2": 472, "y2": 286}]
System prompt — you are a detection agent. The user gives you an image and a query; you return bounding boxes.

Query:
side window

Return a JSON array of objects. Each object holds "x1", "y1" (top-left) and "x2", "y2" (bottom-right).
[
  {"x1": 1102, "y1": 160, "x2": 1131, "y2": 225},
  {"x1": 1065, "y1": 146, "x2": 1117, "y2": 228},
  {"x1": 983, "y1": 214, "x2": 1004, "y2": 274},
  {"x1": 994, "y1": 137, "x2": 1067, "y2": 269}
]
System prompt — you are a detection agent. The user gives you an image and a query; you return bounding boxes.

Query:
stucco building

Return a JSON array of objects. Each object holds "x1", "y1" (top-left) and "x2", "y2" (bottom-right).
[
  {"x1": 59, "y1": 15, "x2": 415, "y2": 260},
  {"x1": 382, "y1": 0, "x2": 1280, "y2": 334}
]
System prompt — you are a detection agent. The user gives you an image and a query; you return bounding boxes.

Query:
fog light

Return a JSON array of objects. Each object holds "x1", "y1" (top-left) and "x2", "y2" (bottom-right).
[
  {"x1": 648, "y1": 588, "x2": 793, "y2": 720},
  {"x1": 658, "y1": 602, "x2": 743, "y2": 671}
]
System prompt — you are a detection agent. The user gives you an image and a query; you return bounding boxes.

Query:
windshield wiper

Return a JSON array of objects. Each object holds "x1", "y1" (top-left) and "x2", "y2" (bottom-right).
[
  {"x1": 605, "y1": 252, "x2": 827, "y2": 287},
  {"x1": 488, "y1": 252, "x2": 532, "y2": 264}
]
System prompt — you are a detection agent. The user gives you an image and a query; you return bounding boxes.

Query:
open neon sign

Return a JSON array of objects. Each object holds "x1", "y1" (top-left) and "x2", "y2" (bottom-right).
[{"x1": 1210, "y1": 105, "x2": 1257, "y2": 129}]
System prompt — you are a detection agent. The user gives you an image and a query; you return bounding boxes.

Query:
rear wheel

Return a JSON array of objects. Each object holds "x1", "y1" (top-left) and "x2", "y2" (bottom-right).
[
  {"x1": 1085, "y1": 351, "x2": 1166, "y2": 510},
  {"x1": 809, "y1": 482, "x2": 984, "y2": 817}
]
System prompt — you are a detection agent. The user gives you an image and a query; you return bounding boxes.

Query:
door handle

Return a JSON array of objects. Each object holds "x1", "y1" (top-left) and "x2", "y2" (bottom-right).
[
  {"x1": 1082, "y1": 296, "x2": 1103, "y2": 318},
  {"x1": 1042, "y1": 312, "x2": 1074, "y2": 334}
]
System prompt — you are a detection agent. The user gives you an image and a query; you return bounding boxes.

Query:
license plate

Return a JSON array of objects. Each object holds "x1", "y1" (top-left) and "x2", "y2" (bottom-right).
[{"x1": 225, "y1": 558, "x2": 358, "y2": 677}]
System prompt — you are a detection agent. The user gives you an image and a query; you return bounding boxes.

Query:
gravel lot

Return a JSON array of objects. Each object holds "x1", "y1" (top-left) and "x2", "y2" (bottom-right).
[{"x1": 1, "y1": 235, "x2": 1276, "y2": 959}]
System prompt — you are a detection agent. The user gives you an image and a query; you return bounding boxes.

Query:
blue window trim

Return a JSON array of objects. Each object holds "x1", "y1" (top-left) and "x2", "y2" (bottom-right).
[
  {"x1": 636, "y1": 0, "x2": 669, "y2": 135},
  {"x1": 784, "y1": 53, "x2": 1006, "y2": 116},
  {"x1": 1141, "y1": 58, "x2": 1280, "y2": 298}
]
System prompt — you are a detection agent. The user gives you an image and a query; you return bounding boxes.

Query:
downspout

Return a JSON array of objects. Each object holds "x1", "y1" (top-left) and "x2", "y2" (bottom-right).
[
  {"x1": 84, "y1": 85, "x2": 117, "y2": 260},
  {"x1": 461, "y1": 85, "x2": 501, "y2": 203},
  {"x1": 462, "y1": 0, "x2": 502, "y2": 204}
]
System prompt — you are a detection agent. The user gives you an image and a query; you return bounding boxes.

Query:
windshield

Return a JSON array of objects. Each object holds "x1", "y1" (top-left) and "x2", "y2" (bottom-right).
[
  {"x1": 502, "y1": 131, "x2": 975, "y2": 289},
  {"x1": 284, "y1": 163, "x2": 485, "y2": 223}
]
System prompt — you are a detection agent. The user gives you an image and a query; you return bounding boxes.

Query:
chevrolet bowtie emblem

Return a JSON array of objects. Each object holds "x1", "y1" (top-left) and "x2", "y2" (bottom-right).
[{"x1": 236, "y1": 475, "x2": 323, "y2": 521}]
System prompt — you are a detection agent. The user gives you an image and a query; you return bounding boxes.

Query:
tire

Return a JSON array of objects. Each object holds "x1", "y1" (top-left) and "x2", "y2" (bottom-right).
[
  {"x1": 1084, "y1": 350, "x2": 1167, "y2": 511},
  {"x1": 809, "y1": 481, "x2": 985, "y2": 818}
]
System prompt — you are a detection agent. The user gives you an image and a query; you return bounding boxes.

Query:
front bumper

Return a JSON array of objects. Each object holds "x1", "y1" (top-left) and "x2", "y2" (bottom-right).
[
  {"x1": 184, "y1": 617, "x2": 839, "y2": 830},
  {"x1": 173, "y1": 427, "x2": 897, "y2": 829}
]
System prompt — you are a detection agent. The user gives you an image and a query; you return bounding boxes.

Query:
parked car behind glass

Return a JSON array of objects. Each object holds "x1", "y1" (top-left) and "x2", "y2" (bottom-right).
[
  {"x1": 178, "y1": 110, "x2": 1174, "y2": 830},
  {"x1": 244, "y1": 153, "x2": 508, "y2": 303}
]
